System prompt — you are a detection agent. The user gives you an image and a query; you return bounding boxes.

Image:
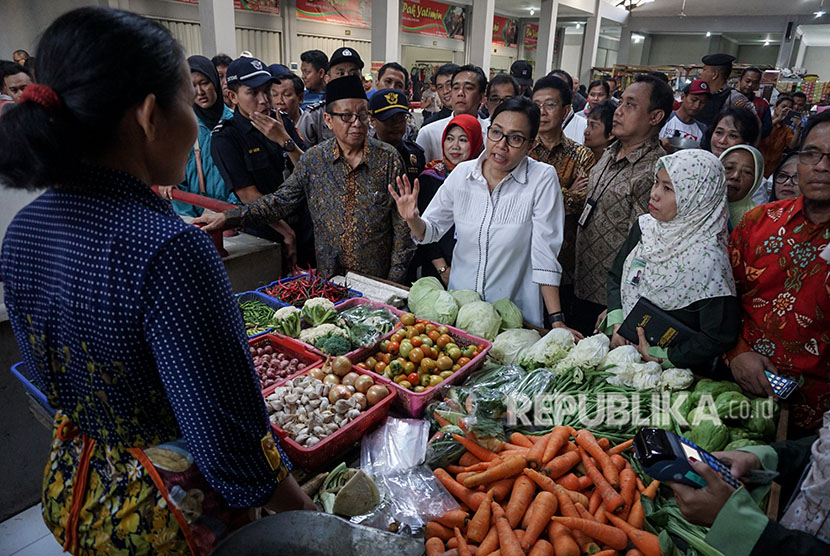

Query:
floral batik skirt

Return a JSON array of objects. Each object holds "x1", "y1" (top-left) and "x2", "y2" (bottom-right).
[{"x1": 42, "y1": 412, "x2": 252, "y2": 555}]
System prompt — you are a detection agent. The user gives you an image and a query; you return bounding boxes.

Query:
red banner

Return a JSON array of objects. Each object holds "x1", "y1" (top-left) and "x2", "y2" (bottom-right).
[
  {"x1": 296, "y1": 0, "x2": 371, "y2": 28},
  {"x1": 492, "y1": 15, "x2": 519, "y2": 47},
  {"x1": 523, "y1": 23, "x2": 539, "y2": 51},
  {"x1": 171, "y1": 0, "x2": 280, "y2": 14},
  {"x1": 401, "y1": 0, "x2": 465, "y2": 40}
]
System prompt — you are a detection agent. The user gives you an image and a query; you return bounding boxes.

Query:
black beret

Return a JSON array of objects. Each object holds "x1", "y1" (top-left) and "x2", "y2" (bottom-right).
[
  {"x1": 325, "y1": 75, "x2": 368, "y2": 106},
  {"x1": 701, "y1": 53, "x2": 736, "y2": 66}
]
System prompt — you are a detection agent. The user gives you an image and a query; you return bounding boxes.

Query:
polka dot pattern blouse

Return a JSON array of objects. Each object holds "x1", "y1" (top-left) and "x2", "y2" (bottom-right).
[{"x1": 1, "y1": 165, "x2": 290, "y2": 508}]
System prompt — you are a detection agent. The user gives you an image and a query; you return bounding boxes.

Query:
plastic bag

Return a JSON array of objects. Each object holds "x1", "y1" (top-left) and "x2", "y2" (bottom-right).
[{"x1": 361, "y1": 417, "x2": 430, "y2": 475}]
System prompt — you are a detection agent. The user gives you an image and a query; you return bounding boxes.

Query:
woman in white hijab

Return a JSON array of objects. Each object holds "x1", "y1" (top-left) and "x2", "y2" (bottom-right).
[{"x1": 600, "y1": 149, "x2": 741, "y2": 372}]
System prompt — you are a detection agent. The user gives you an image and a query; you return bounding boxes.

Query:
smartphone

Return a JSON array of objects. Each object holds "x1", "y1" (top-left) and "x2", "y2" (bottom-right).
[{"x1": 764, "y1": 370, "x2": 798, "y2": 399}]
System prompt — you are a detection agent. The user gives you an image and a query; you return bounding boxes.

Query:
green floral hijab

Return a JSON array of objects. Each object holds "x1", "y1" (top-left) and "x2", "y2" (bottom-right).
[{"x1": 719, "y1": 144, "x2": 765, "y2": 227}]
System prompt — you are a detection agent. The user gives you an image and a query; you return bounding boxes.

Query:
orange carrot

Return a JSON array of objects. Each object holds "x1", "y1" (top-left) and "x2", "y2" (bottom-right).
[
  {"x1": 642, "y1": 480, "x2": 660, "y2": 500},
  {"x1": 551, "y1": 517, "x2": 628, "y2": 550},
  {"x1": 575, "y1": 502, "x2": 598, "y2": 522},
  {"x1": 453, "y1": 434, "x2": 499, "y2": 462},
  {"x1": 548, "y1": 522, "x2": 580, "y2": 556},
  {"x1": 541, "y1": 426, "x2": 571, "y2": 464},
  {"x1": 636, "y1": 477, "x2": 647, "y2": 493},
  {"x1": 438, "y1": 509, "x2": 470, "y2": 530},
  {"x1": 556, "y1": 473, "x2": 580, "y2": 491},
  {"x1": 523, "y1": 467, "x2": 560, "y2": 495},
  {"x1": 467, "y1": 492, "x2": 492, "y2": 543},
  {"x1": 578, "y1": 447, "x2": 624, "y2": 513},
  {"x1": 447, "y1": 465, "x2": 470, "y2": 475},
  {"x1": 627, "y1": 496, "x2": 645, "y2": 530},
  {"x1": 521, "y1": 494, "x2": 539, "y2": 530},
  {"x1": 434, "y1": 412, "x2": 453, "y2": 428},
  {"x1": 426, "y1": 537, "x2": 446, "y2": 556},
  {"x1": 457, "y1": 472, "x2": 477, "y2": 485},
  {"x1": 426, "y1": 521, "x2": 455, "y2": 541},
  {"x1": 491, "y1": 502, "x2": 523, "y2": 556},
  {"x1": 485, "y1": 477, "x2": 515, "y2": 502},
  {"x1": 593, "y1": 550, "x2": 621, "y2": 556},
  {"x1": 575, "y1": 430, "x2": 619, "y2": 489},
  {"x1": 478, "y1": 526, "x2": 499, "y2": 555},
  {"x1": 605, "y1": 512, "x2": 662, "y2": 556},
  {"x1": 619, "y1": 469, "x2": 637, "y2": 519},
  {"x1": 500, "y1": 443, "x2": 531, "y2": 453},
  {"x1": 577, "y1": 474, "x2": 593, "y2": 490},
  {"x1": 541, "y1": 450, "x2": 581, "y2": 479},
  {"x1": 454, "y1": 527, "x2": 472, "y2": 556},
  {"x1": 464, "y1": 455, "x2": 527, "y2": 488},
  {"x1": 609, "y1": 439, "x2": 634, "y2": 456},
  {"x1": 598, "y1": 437, "x2": 611, "y2": 450},
  {"x1": 459, "y1": 452, "x2": 481, "y2": 467},
  {"x1": 526, "y1": 432, "x2": 551, "y2": 469},
  {"x1": 594, "y1": 505, "x2": 609, "y2": 524},
  {"x1": 626, "y1": 550, "x2": 645, "y2": 556},
  {"x1": 435, "y1": 468, "x2": 488, "y2": 509},
  {"x1": 552, "y1": 485, "x2": 596, "y2": 552},
  {"x1": 522, "y1": 491, "x2": 558, "y2": 551},
  {"x1": 509, "y1": 432, "x2": 534, "y2": 448},
  {"x1": 611, "y1": 454, "x2": 627, "y2": 472},
  {"x1": 504, "y1": 474, "x2": 535, "y2": 529},
  {"x1": 528, "y1": 539, "x2": 554, "y2": 556},
  {"x1": 513, "y1": 529, "x2": 525, "y2": 546},
  {"x1": 589, "y1": 487, "x2": 602, "y2": 514}
]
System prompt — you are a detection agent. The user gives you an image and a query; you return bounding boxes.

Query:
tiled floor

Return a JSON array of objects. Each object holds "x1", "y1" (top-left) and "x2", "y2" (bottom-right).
[{"x1": 0, "y1": 505, "x2": 63, "y2": 556}]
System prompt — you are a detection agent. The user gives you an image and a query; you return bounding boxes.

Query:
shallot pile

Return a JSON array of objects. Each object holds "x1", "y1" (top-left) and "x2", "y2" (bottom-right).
[{"x1": 250, "y1": 343, "x2": 307, "y2": 389}]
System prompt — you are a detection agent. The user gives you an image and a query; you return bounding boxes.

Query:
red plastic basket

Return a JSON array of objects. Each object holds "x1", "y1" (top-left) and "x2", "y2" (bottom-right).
[
  {"x1": 263, "y1": 364, "x2": 396, "y2": 470},
  {"x1": 248, "y1": 334, "x2": 324, "y2": 393},
  {"x1": 355, "y1": 322, "x2": 491, "y2": 417}
]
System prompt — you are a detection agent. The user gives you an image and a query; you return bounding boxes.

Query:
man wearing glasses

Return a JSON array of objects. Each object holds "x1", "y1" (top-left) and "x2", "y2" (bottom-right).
[
  {"x1": 195, "y1": 75, "x2": 415, "y2": 282},
  {"x1": 529, "y1": 76, "x2": 596, "y2": 321},
  {"x1": 416, "y1": 64, "x2": 491, "y2": 161},
  {"x1": 726, "y1": 111, "x2": 830, "y2": 432}
]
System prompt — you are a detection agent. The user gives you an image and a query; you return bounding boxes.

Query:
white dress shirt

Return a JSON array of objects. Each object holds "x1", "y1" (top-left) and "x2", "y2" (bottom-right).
[
  {"x1": 417, "y1": 152, "x2": 565, "y2": 327},
  {"x1": 563, "y1": 112, "x2": 588, "y2": 145},
  {"x1": 416, "y1": 114, "x2": 490, "y2": 162}
]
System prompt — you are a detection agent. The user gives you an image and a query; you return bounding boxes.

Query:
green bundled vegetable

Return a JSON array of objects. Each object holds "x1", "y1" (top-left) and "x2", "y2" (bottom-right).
[
  {"x1": 301, "y1": 297, "x2": 338, "y2": 327},
  {"x1": 272, "y1": 306, "x2": 302, "y2": 338},
  {"x1": 493, "y1": 298, "x2": 523, "y2": 331},
  {"x1": 315, "y1": 334, "x2": 353, "y2": 355},
  {"x1": 339, "y1": 305, "x2": 397, "y2": 335},
  {"x1": 347, "y1": 323, "x2": 380, "y2": 348}
]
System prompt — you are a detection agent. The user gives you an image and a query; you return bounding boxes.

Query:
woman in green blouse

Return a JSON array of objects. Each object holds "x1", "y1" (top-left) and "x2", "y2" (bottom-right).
[{"x1": 600, "y1": 149, "x2": 740, "y2": 372}]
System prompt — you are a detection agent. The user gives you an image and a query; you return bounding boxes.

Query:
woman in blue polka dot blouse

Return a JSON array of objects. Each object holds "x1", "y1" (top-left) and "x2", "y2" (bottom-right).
[{"x1": 0, "y1": 8, "x2": 314, "y2": 555}]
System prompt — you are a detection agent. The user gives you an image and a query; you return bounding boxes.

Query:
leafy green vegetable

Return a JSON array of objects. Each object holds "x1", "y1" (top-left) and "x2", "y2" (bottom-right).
[
  {"x1": 301, "y1": 297, "x2": 338, "y2": 327},
  {"x1": 455, "y1": 301, "x2": 501, "y2": 341},
  {"x1": 519, "y1": 328, "x2": 574, "y2": 370},
  {"x1": 687, "y1": 420, "x2": 729, "y2": 452},
  {"x1": 490, "y1": 329, "x2": 541, "y2": 365},
  {"x1": 408, "y1": 277, "x2": 444, "y2": 314},
  {"x1": 714, "y1": 391, "x2": 751, "y2": 420},
  {"x1": 493, "y1": 298, "x2": 523, "y2": 331},
  {"x1": 450, "y1": 289, "x2": 481, "y2": 307},
  {"x1": 694, "y1": 379, "x2": 741, "y2": 400},
  {"x1": 724, "y1": 438, "x2": 764, "y2": 451},
  {"x1": 272, "y1": 306, "x2": 302, "y2": 338},
  {"x1": 745, "y1": 414, "x2": 776, "y2": 439},
  {"x1": 729, "y1": 427, "x2": 762, "y2": 442}
]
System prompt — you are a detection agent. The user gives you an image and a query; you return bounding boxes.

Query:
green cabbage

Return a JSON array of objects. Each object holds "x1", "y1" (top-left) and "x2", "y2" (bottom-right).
[
  {"x1": 410, "y1": 286, "x2": 459, "y2": 325},
  {"x1": 671, "y1": 391, "x2": 694, "y2": 425},
  {"x1": 724, "y1": 438, "x2": 764, "y2": 451},
  {"x1": 687, "y1": 420, "x2": 729, "y2": 452},
  {"x1": 493, "y1": 298, "x2": 523, "y2": 331},
  {"x1": 694, "y1": 379, "x2": 741, "y2": 400},
  {"x1": 729, "y1": 428, "x2": 762, "y2": 443},
  {"x1": 455, "y1": 301, "x2": 502, "y2": 341},
  {"x1": 408, "y1": 277, "x2": 444, "y2": 315},
  {"x1": 450, "y1": 289, "x2": 481, "y2": 307},
  {"x1": 714, "y1": 392, "x2": 751, "y2": 420},
  {"x1": 751, "y1": 398, "x2": 780, "y2": 420},
  {"x1": 490, "y1": 329, "x2": 541, "y2": 365},
  {"x1": 687, "y1": 406, "x2": 721, "y2": 427}
]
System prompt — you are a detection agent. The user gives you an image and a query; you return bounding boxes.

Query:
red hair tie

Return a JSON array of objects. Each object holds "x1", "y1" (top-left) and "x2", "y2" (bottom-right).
[{"x1": 20, "y1": 83, "x2": 62, "y2": 113}]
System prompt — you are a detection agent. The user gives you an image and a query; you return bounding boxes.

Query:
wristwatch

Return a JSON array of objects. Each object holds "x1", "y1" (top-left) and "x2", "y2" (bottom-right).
[
  {"x1": 283, "y1": 138, "x2": 296, "y2": 152},
  {"x1": 547, "y1": 311, "x2": 565, "y2": 325},
  {"x1": 436, "y1": 265, "x2": 448, "y2": 274}
]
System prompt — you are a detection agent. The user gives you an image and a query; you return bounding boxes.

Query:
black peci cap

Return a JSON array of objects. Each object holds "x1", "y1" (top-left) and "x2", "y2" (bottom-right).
[
  {"x1": 329, "y1": 47, "x2": 364, "y2": 70},
  {"x1": 701, "y1": 53, "x2": 735, "y2": 66},
  {"x1": 325, "y1": 74, "x2": 368, "y2": 106}
]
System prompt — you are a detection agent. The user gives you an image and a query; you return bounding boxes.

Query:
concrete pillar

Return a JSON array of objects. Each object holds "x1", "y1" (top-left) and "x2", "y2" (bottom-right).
[
  {"x1": 371, "y1": 0, "x2": 401, "y2": 72},
  {"x1": 776, "y1": 22, "x2": 796, "y2": 69},
  {"x1": 795, "y1": 40, "x2": 808, "y2": 69},
  {"x1": 617, "y1": 26, "x2": 631, "y2": 65},
  {"x1": 518, "y1": 20, "x2": 527, "y2": 61},
  {"x1": 536, "y1": 0, "x2": 559, "y2": 76},
  {"x1": 282, "y1": 0, "x2": 298, "y2": 70},
  {"x1": 198, "y1": 0, "x2": 236, "y2": 59},
  {"x1": 468, "y1": 0, "x2": 496, "y2": 75},
  {"x1": 578, "y1": 0, "x2": 602, "y2": 85}
]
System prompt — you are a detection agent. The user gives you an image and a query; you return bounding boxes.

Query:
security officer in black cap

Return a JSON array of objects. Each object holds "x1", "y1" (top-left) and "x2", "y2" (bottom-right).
[
  {"x1": 297, "y1": 46, "x2": 364, "y2": 146},
  {"x1": 510, "y1": 60, "x2": 533, "y2": 97},
  {"x1": 211, "y1": 56, "x2": 312, "y2": 266},
  {"x1": 369, "y1": 88, "x2": 425, "y2": 186},
  {"x1": 696, "y1": 53, "x2": 757, "y2": 127}
]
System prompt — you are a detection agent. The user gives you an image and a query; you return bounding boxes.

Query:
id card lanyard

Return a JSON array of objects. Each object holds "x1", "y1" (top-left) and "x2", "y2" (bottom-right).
[{"x1": 578, "y1": 147, "x2": 651, "y2": 229}]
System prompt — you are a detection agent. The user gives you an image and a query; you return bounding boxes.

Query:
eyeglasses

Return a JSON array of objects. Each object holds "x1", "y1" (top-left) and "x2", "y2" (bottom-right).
[
  {"x1": 489, "y1": 95, "x2": 514, "y2": 106},
  {"x1": 487, "y1": 127, "x2": 528, "y2": 148},
  {"x1": 329, "y1": 111, "x2": 370, "y2": 124},
  {"x1": 534, "y1": 101, "x2": 563, "y2": 112},
  {"x1": 773, "y1": 172, "x2": 798, "y2": 185},
  {"x1": 797, "y1": 150, "x2": 830, "y2": 166}
]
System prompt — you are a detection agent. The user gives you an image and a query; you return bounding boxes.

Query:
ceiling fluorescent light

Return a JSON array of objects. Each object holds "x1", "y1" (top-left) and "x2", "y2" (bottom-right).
[
  {"x1": 530, "y1": 9, "x2": 535, "y2": 16},
  {"x1": 764, "y1": 39, "x2": 770, "y2": 46},
  {"x1": 816, "y1": 0, "x2": 826, "y2": 17},
  {"x1": 706, "y1": 31, "x2": 711, "y2": 37}
]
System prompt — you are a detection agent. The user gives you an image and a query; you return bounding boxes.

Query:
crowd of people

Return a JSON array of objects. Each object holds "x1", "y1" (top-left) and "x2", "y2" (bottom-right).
[{"x1": 0, "y1": 6, "x2": 829, "y2": 554}]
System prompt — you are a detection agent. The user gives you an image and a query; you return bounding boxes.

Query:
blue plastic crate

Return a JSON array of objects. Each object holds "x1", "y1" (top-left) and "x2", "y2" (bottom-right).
[
  {"x1": 236, "y1": 291, "x2": 289, "y2": 339},
  {"x1": 10, "y1": 362, "x2": 56, "y2": 416},
  {"x1": 255, "y1": 274, "x2": 362, "y2": 307}
]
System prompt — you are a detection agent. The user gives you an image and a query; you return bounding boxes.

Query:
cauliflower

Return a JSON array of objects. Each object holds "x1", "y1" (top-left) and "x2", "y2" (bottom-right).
[
  {"x1": 272, "y1": 305, "x2": 301, "y2": 338},
  {"x1": 659, "y1": 368, "x2": 694, "y2": 391},
  {"x1": 274, "y1": 306, "x2": 299, "y2": 319},
  {"x1": 299, "y1": 323, "x2": 348, "y2": 345},
  {"x1": 302, "y1": 297, "x2": 338, "y2": 327}
]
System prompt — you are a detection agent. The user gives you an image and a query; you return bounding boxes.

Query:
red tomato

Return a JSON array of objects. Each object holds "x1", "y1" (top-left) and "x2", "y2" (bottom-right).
[
  {"x1": 427, "y1": 330, "x2": 440, "y2": 342},
  {"x1": 420, "y1": 358, "x2": 437, "y2": 373},
  {"x1": 436, "y1": 334, "x2": 451, "y2": 350},
  {"x1": 415, "y1": 323, "x2": 426, "y2": 333},
  {"x1": 374, "y1": 361, "x2": 387, "y2": 374},
  {"x1": 457, "y1": 356, "x2": 471, "y2": 367},
  {"x1": 407, "y1": 372, "x2": 420, "y2": 385},
  {"x1": 410, "y1": 336, "x2": 423, "y2": 348},
  {"x1": 390, "y1": 332, "x2": 404, "y2": 344},
  {"x1": 356, "y1": 362, "x2": 368, "y2": 369},
  {"x1": 388, "y1": 341, "x2": 400, "y2": 354},
  {"x1": 409, "y1": 347, "x2": 424, "y2": 363},
  {"x1": 477, "y1": 344, "x2": 487, "y2": 352}
]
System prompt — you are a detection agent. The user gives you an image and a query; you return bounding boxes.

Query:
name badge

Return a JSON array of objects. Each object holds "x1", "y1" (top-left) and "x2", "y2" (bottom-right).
[
  {"x1": 627, "y1": 258, "x2": 647, "y2": 286},
  {"x1": 578, "y1": 199, "x2": 596, "y2": 228}
]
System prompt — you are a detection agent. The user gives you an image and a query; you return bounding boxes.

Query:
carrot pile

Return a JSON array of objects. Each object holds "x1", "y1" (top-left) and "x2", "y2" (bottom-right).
[{"x1": 426, "y1": 427, "x2": 661, "y2": 556}]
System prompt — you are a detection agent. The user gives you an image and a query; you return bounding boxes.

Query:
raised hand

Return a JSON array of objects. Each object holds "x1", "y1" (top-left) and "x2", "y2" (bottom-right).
[{"x1": 388, "y1": 174, "x2": 421, "y2": 222}]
